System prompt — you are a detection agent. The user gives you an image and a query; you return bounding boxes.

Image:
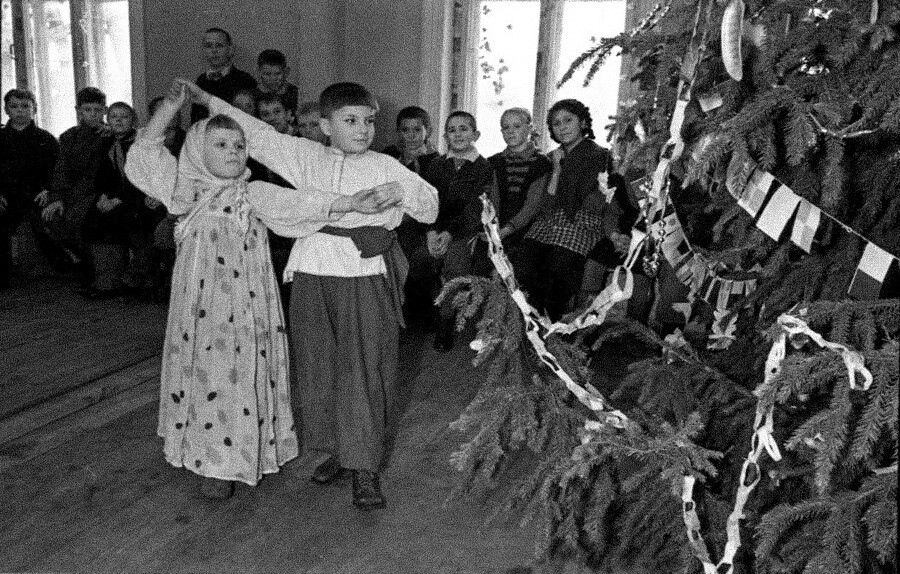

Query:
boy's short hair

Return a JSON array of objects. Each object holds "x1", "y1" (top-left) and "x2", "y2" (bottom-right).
[
  {"x1": 108, "y1": 101, "x2": 136, "y2": 118},
  {"x1": 4, "y1": 88, "x2": 37, "y2": 107},
  {"x1": 297, "y1": 101, "x2": 320, "y2": 116},
  {"x1": 257, "y1": 49, "x2": 287, "y2": 69},
  {"x1": 319, "y1": 83, "x2": 378, "y2": 118},
  {"x1": 256, "y1": 92, "x2": 285, "y2": 110},
  {"x1": 206, "y1": 113, "x2": 244, "y2": 135},
  {"x1": 205, "y1": 27, "x2": 232, "y2": 45},
  {"x1": 76, "y1": 87, "x2": 107, "y2": 107},
  {"x1": 230, "y1": 89, "x2": 257, "y2": 114},
  {"x1": 395, "y1": 106, "x2": 431, "y2": 132},
  {"x1": 445, "y1": 110, "x2": 477, "y2": 131}
]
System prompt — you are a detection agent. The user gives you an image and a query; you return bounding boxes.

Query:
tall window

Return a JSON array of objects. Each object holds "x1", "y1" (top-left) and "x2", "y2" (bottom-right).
[
  {"x1": 453, "y1": 0, "x2": 627, "y2": 155},
  {"x1": 1, "y1": 0, "x2": 133, "y2": 135}
]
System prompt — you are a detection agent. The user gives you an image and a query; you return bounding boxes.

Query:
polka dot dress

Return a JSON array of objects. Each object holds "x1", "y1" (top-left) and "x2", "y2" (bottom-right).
[{"x1": 157, "y1": 187, "x2": 298, "y2": 485}]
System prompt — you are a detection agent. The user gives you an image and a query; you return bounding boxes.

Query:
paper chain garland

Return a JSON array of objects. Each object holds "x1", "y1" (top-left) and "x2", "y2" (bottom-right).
[
  {"x1": 477, "y1": 193, "x2": 633, "y2": 430},
  {"x1": 680, "y1": 311, "x2": 872, "y2": 574}
]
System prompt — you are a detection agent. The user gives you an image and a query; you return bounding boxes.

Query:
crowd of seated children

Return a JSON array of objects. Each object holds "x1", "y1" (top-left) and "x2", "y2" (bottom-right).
[
  {"x1": 0, "y1": 89, "x2": 61, "y2": 288},
  {"x1": 5, "y1": 22, "x2": 641, "y2": 339}
]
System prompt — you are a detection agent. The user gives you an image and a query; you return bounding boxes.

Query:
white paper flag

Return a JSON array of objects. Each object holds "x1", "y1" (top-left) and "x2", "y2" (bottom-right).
[
  {"x1": 790, "y1": 199, "x2": 821, "y2": 253},
  {"x1": 738, "y1": 169, "x2": 775, "y2": 217},
  {"x1": 757, "y1": 184, "x2": 801, "y2": 240}
]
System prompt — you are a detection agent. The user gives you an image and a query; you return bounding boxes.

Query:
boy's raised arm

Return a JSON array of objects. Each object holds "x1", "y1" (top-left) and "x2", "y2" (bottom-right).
[{"x1": 180, "y1": 79, "x2": 316, "y2": 185}]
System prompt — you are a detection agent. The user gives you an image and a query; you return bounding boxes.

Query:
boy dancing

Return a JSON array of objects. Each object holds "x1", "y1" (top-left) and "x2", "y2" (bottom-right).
[{"x1": 183, "y1": 80, "x2": 438, "y2": 510}]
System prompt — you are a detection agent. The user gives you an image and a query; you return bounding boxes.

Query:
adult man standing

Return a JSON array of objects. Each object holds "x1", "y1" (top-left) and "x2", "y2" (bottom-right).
[{"x1": 190, "y1": 27, "x2": 257, "y2": 124}]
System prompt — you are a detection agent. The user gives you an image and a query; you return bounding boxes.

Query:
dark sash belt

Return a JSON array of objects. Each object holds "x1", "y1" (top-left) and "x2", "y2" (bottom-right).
[{"x1": 319, "y1": 225, "x2": 409, "y2": 327}]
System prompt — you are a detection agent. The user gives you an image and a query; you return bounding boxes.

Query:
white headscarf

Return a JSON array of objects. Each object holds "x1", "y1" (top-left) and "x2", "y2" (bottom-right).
[{"x1": 172, "y1": 117, "x2": 253, "y2": 239}]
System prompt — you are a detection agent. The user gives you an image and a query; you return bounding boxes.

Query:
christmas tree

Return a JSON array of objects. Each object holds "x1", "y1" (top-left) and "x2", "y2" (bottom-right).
[{"x1": 446, "y1": 1, "x2": 899, "y2": 572}]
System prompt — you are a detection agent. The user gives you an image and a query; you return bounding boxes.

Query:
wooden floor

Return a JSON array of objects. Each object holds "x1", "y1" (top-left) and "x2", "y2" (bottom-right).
[{"x1": 0, "y1": 279, "x2": 536, "y2": 574}]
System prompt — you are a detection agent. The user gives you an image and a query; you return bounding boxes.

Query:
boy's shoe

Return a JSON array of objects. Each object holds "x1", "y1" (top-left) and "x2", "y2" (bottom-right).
[
  {"x1": 198, "y1": 476, "x2": 234, "y2": 500},
  {"x1": 351, "y1": 470, "x2": 386, "y2": 510},
  {"x1": 311, "y1": 455, "x2": 344, "y2": 484}
]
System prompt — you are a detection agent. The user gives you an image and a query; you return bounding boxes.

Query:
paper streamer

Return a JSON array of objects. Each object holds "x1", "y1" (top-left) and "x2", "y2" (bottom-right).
[
  {"x1": 477, "y1": 194, "x2": 631, "y2": 429},
  {"x1": 682, "y1": 309, "x2": 873, "y2": 574}
]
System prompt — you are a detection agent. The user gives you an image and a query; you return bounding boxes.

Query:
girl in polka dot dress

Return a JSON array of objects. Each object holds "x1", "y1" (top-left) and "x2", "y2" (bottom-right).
[{"x1": 125, "y1": 83, "x2": 396, "y2": 498}]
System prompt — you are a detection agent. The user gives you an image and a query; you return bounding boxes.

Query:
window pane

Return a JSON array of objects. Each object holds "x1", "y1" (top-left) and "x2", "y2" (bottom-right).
[
  {"x1": 557, "y1": 0, "x2": 627, "y2": 144},
  {"x1": 82, "y1": 0, "x2": 131, "y2": 105},
  {"x1": 476, "y1": 0, "x2": 540, "y2": 156},
  {"x1": 1, "y1": 0, "x2": 16, "y2": 124},
  {"x1": 24, "y1": 0, "x2": 76, "y2": 136}
]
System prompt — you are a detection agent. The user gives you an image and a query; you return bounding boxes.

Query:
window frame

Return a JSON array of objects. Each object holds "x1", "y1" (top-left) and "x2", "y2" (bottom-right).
[
  {"x1": 446, "y1": 0, "x2": 639, "y2": 150},
  {"x1": 2, "y1": 0, "x2": 145, "y2": 130}
]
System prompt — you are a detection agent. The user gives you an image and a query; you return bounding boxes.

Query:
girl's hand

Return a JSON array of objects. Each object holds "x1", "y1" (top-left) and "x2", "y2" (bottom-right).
[
  {"x1": 176, "y1": 78, "x2": 210, "y2": 106},
  {"x1": 610, "y1": 232, "x2": 630, "y2": 256},
  {"x1": 165, "y1": 81, "x2": 188, "y2": 108}
]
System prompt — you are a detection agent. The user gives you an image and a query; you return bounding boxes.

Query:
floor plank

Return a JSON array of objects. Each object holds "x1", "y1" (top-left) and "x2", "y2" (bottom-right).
[{"x1": 0, "y1": 279, "x2": 167, "y2": 418}]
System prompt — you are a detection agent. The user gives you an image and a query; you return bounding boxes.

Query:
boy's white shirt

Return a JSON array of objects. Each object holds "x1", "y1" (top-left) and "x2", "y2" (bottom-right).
[
  {"x1": 445, "y1": 147, "x2": 481, "y2": 163},
  {"x1": 208, "y1": 96, "x2": 438, "y2": 281}
]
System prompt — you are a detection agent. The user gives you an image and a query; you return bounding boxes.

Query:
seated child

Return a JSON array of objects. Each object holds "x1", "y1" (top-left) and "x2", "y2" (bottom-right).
[
  {"x1": 487, "y1": 107, "x2": 552, "y2": 259},
  {"x1": 44, "y1": 87, "x2": 109, "y2": 286},
  {"x1": 81, "y1": 102, "x2": 144, "y2": 298},
  {"x1": 382, "y1": 106, "x2": 439, "y2": 320},
  {"x1": 422, "y1": 111, "x2": 494, "y2": 351},
  {"x1": 0, "y1": 88, "x2": 60, "y2": 286},
  {"x1": 295, "y1": 101, "x2": 328, "y2": 144},
  {"x1": 125, "y1": 81, "x2": 394, "y2": 499},
  {"x1": 230, "y1": 89, "x2": 257, "y2": 117},
  {"x1": 184, "y1": 79, "x2": 438, "y2": 510},
  {"x1": 382, "y1": 106, "x2": 438, "y2": 174},
  {"x1": 253, "y1": 49, "x2": 300, "y2": 121}
]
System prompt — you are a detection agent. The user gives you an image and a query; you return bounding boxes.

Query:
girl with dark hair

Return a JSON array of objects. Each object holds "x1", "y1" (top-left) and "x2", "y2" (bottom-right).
[{"x1": 517, "y1": 98, "x2": 620, "y2": 321}]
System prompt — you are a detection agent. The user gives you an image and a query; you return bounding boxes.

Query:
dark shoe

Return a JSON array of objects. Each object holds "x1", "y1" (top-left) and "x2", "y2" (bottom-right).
[
  {"x1": 351, "y1": 470, "x2": 386, "y2": 510},
  {"x1": 198, "y1": 476, "x2": 234, "y2": 500},
  {"x1": 311, "y1": 455, "x2": 344, "y2": 484}
]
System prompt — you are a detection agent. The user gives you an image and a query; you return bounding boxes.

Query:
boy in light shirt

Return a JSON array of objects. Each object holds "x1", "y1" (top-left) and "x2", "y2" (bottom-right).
[{"x1": 183, "y1": 79, "x2": 438, "y2": 511}]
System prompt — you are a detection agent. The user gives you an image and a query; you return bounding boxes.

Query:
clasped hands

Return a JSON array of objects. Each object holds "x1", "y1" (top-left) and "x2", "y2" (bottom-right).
[{"x1": 330, "y1": 181, "x2": 403, "y2": 216}]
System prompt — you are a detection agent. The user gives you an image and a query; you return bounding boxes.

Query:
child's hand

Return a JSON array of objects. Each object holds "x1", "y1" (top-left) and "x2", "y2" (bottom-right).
[
  {"x1": 145, "y1": 196, "x2": 162, "y2": 210},
  {"x1": 370, "y1": 181, "x2": 404, "y2": 207},
  {"x1": 165, "y1": 81, "x2": 188, "y2": 108},
  {"x1": 176, "y1": 78, "x2": 210, "y2": 106},
  {"x1": 96, "y1": 194, "x2": 112, "y2": 213},
  {"x1": 0, "y1": 195, "x2": 7, "y2": 214}
]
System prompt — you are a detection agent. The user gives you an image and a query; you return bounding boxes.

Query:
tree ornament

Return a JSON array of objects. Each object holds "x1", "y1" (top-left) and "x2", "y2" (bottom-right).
[{"x1": 720, "y1": 0, "x2": 745, "y2": 81}]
